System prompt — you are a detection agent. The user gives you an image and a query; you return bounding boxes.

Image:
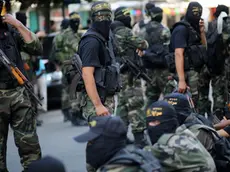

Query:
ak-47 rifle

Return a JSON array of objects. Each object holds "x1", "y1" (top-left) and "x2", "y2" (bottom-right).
[
  {"x1": 0, "y1": 49, "x2": 42, "y2": 106},
  {"x1": 120, "y1": 55, "x2": 153, "y2": 86}
]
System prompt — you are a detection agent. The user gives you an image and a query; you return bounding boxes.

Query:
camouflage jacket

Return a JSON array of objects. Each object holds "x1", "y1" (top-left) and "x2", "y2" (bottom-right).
[
  {"x1": 145, "y1": 126, "x2": 217, "y2": 172},
  {"x1": 111, "y1": 22, "x2": 148, "y2": 56},
  {"x1": 52, "y1": 28, "x2": 81, "y2": 63},
  {"x1": 139, "y1": 21, "x2": 171, "y2": 46}
]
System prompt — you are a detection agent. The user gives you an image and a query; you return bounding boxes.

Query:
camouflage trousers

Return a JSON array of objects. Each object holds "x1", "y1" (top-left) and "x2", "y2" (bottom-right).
[
  {"x1": 0, "y1": 87, "x2": 41, "y2": 171},
  {"x1": 61, "y1": 83, "x2": 82, "y2": 116},
  {"x1": 198, "y1": 66, "x2": 226, "y2": 116},
  {"x1": 116, "y1": 74, "x2": 145, "y2": 133},
  {"x1": 145, "y1": 68, "x2": 172, "y2": 108}
]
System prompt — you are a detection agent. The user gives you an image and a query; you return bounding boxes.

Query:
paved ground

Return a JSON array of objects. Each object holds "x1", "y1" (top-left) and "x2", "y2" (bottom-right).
[{"x1": 7, "y1": 110, "x2": 88, "y2": 172}]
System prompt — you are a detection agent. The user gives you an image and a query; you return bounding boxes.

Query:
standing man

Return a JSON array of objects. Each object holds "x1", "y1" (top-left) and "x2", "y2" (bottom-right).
[
  {"x1": 198, "y1": 5, "x2": 229, "y2": 120},
  {"x1": 138, "y1": 5, "x2": 171, "y2": 107},
  {"x1": 170, "y1": 2, "x2": 207, "y2": 106},
  {"x1": 52, "y1": 12, "x2": 86, "y2": 125},
  {"x1": 111, "y1": 7, "x2": 148, "y2": 147},
  {"x1": 0, "y1": 4, "x2": 42, "y2": 172},
  {"x1": 78, "y1": 2, "x2": 120, "y2": 170}
]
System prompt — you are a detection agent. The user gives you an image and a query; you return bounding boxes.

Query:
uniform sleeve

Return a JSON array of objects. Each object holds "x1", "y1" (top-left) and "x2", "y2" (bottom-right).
[
  {"x1": 196, "y1": 129, "x2": 215, "y2": 152},
  {"x1": 171, "y1": 25, "x2": 188, "y2": 49},
  {"x1": 80, "y1": 37, "x2": 101, "y2": 68},
  {"x1": 50, "y1": 33, "x2": 65, "y2": 62},
  {"x1": 116, "y1": 27, "x2": 148, "y2": 51},
  {"x1": 17, "y1": 31, "x2": 43, "y2": 56},
  {"x1": 161, "y1": 26, "x2": 171, "y2": 45}
]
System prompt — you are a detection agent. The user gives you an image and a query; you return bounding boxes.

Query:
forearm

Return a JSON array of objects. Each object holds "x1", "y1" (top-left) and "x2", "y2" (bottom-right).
[
  {"x1": 82, "y1": 71, "x2": 102, "y2": 107},
  {"x1": 175, "y1": 53, "x2": 185, "y2": 81},
  {"x1": 200, "y1": 32, "x2": 207, "y2": 47},
  {"x1": 15, "y1": 22, "x2": 33, "y2": 43}
]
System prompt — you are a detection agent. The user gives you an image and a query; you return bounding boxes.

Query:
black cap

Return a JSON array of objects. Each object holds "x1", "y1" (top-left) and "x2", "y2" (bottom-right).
[
  {"x1": 27, "y1": 156, "x2": 66, "y2": 172},
  {"x1": 214, "y1": 5, "x2": 229, "y2": 18},
  {"x1": 114, "y1": 7, "x2": 130, "y2": 20},
  {"x1": 145, "y1": 2, "x2": 155, "y2": 14},
  {"x1": 146, "y1": 100, "x2": 177, "y2": 122},
  {"x1": 74, "y1": 116, "x2": 127, "y2": 143},
  {"x1": 164, "y1": 93, "x2": 192, "y2": 112}
]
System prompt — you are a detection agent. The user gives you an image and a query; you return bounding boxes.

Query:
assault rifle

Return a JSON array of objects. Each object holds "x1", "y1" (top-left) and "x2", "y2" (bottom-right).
[
  {"x1": 120, "y1": 55, "x2": 153, "y2": 86},
  {"x1": 0, "y1": 49, "x2": 42, "y2": 106}
]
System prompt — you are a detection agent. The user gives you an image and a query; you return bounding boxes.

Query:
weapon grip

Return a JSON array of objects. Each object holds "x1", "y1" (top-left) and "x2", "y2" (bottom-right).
[{"x1": 11, "y1": 67, "x2": 24, "y2": 85}]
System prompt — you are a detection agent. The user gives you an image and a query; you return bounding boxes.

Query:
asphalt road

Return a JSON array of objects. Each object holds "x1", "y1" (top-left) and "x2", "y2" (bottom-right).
[{"x1": 7, "y1": 110, "x2": 88, "y2": 172}]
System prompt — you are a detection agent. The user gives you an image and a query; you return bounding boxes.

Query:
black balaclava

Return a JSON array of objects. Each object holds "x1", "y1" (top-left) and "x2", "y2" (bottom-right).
[
  {"x1": 69, "y1": 12, "x2": 80, "y2": 33},
  {"x1": 185, "y1": 2, "x2": 203, "y2": 33},
  {"x1": 16, "y1": 12, "x2": 27, "y2": 26},
  {"x1": 61, "y1": 18, "x2": 69, "y2": 31},
  {"x1": 86, "y1": 135, "x2": 126, "y2": 170},
  {"x1": 91, "y1": 1, "x2": 112, "y2": 40},
  {"x1": 114, "y1": 7, "x2": 132, "y2": 28},
  {"x1": 214, "y1": 5, "x2": 229, "y2": 18},
  {"x1": 145, "y1": 2, "x2": 155, "y2": 17},
  {"x1": 146, "y1": 101, "x2": 179, "y2": 145},
  {"x1": 148, "y1": 6, "x2": 163, "y2": 23}
]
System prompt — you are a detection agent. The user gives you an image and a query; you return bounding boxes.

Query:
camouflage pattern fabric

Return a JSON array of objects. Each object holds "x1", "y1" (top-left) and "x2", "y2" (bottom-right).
[
  {"x1": 0, "y1": 87, "x2": 41, "y2": 171},
  {"x1": 198, "y1": 66, "x2": 226, "y2": 116},
  {"x1": 52, "y1": 28, "x2": 81, "y2": 111},
  {"x1": 116, "y1": 74, "x2": 145, "y2": 133},
  {"x1": 145, "y1": 126, "x2": 216, "y2": 172},
  {"x1": 145, "y1": 69, "x2": 171, "y2": 108},
  {"x1": 112, "y1": 24, "x2": 147, "y2": 133},
  {"x1": 82, "y1": 95, "x2": 115, "y2": 121}
]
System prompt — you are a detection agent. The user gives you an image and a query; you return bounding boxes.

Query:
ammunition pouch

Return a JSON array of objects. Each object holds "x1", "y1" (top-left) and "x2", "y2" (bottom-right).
[{"x1": 165, "y1": 45, "x2": 207, "y2": 73}]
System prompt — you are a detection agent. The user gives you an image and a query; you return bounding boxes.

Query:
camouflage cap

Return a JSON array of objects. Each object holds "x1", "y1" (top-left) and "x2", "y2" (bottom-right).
[
  {"x1": 91, "y1": 1, "x2": 112, "y2": 21},
  {"x1": 114, "y1": 7, "x2": 131, "y2": 19}
]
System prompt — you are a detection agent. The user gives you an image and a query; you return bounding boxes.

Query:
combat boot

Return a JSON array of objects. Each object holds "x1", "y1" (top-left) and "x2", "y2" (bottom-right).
[
  {"x1": 62, "y1": 108, "x2": 71, "y2": 122},
  {"x1": 71, "y1": 111, "x2": 88, "y2": 126},
  {"x1": 133, "y1": 131, "x2": 148, "y2": 148}
]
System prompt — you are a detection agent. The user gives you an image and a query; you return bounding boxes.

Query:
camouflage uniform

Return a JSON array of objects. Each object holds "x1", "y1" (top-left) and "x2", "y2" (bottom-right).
[
  {"x1": 145, "y1": 126, "x2": 216, "y2": 172},
  {"x1": 0, "y1": 32, "x2": 42, "y2": 171},
  {"x1": 113, "y1": 25, "x2": 147, "y2": 134},
  {"x1": 52, "y1": 27, "x2": 81, "y2": 115},
  {"x1": 140, "y1": 21, "x2": 171, "y2": 108}
]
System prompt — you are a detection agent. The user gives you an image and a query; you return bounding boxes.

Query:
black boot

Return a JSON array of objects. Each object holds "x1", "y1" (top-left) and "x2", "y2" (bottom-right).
[
  {"x1": 71, "y1": 110, "x2": 88, "y2": 126},
  {"x1": 133, "y1": 131, "x2": 148, "y2": 148},
  {"x1": 62, "y1": 108, "x2": 71, "y2": 122}
]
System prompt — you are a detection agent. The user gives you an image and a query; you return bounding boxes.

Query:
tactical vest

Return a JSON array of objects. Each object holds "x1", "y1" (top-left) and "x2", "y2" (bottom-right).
[
  {"x1": 80, "y1": 29, "x2": 121, "y2": 102},
  {"x1": 174, "y1": 21, "x2": 207, "y2": 71},
  {"x1": 0, "y1": 25, "x2": 25, "y2": 88},
  {"x1": 99, "y1": 145, "x2": 162, "y2": 172}
]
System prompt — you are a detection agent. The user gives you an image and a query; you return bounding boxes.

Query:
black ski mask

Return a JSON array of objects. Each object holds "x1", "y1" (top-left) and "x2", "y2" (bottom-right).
[
  {"x1": 146, "y1": 101, "x2": 179, "y2": 145},
  {"x1": 91, "y1": 20, "x2": 111, "y2": 40},
  {"x1": 114, "y1": 7, "x2": 132, "y2": 28},
  {"x1": 149, "y1": 7, "x2": 163, "y2": 23},
  {"x1": 69, "y1": 12, "x2": 80, "y2": 33},
  {"x1": 185, "y1": 2, "x2": 203, "y2": 33},
  {"x1": 86, "y1": 135, "x2": 126, "y2": 169}
]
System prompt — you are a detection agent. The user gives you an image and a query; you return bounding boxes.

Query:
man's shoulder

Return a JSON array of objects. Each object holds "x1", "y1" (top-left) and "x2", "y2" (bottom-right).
[
  {"x1": 80, "y1": 35, "x2": 101, "y2": 47},
  {"x1": 173, "y1": 24, "x2": 187, "y2": 33}
]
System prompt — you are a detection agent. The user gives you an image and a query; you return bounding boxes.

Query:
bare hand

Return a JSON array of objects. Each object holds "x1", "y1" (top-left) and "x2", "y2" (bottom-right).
[
  {"x1": 2, "y1": 14, "x2": 21, "y2": 28},
  {"x1": 219, "y1": 119, "x2": 230, "y2": 128},
  {"x1": 136, "y1": 49, "x2": 144, "y2": 57},
  {"x1": 199, "y1": 19, "x2": 205, "y2": 33},
  {"x1": 95, "y1": 104, "x2": 110, "y2": 116},
  {"x1": 178, "y1": 80, "x2": 187, "y2": 93}
]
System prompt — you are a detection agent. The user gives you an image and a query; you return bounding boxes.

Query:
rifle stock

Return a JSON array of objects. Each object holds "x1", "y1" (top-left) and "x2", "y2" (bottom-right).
[{"x1": 0, "y1": 49, "x2": 42, "y2": 106}]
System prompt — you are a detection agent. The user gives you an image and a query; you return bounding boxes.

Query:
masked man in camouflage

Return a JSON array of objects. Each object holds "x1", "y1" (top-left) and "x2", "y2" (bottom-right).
[
  {"x1": 145, "y1": 101, "x2": 216, "y2": 172},
  {"x1": 52, "y1": 12, "x2": 86, "y2": 125},
  {"x1": 110, "y1": 7, "x2": 148, "y2": 148},
  {"x1": 138, "y1": 5, "x2": 171, "y2": 108},
  {"x1": 198, "y1": 5, "x2": 230, "y2": 120},
  {"x1": 0, "y1": 2, "x2": 42, "y2": 171}
]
